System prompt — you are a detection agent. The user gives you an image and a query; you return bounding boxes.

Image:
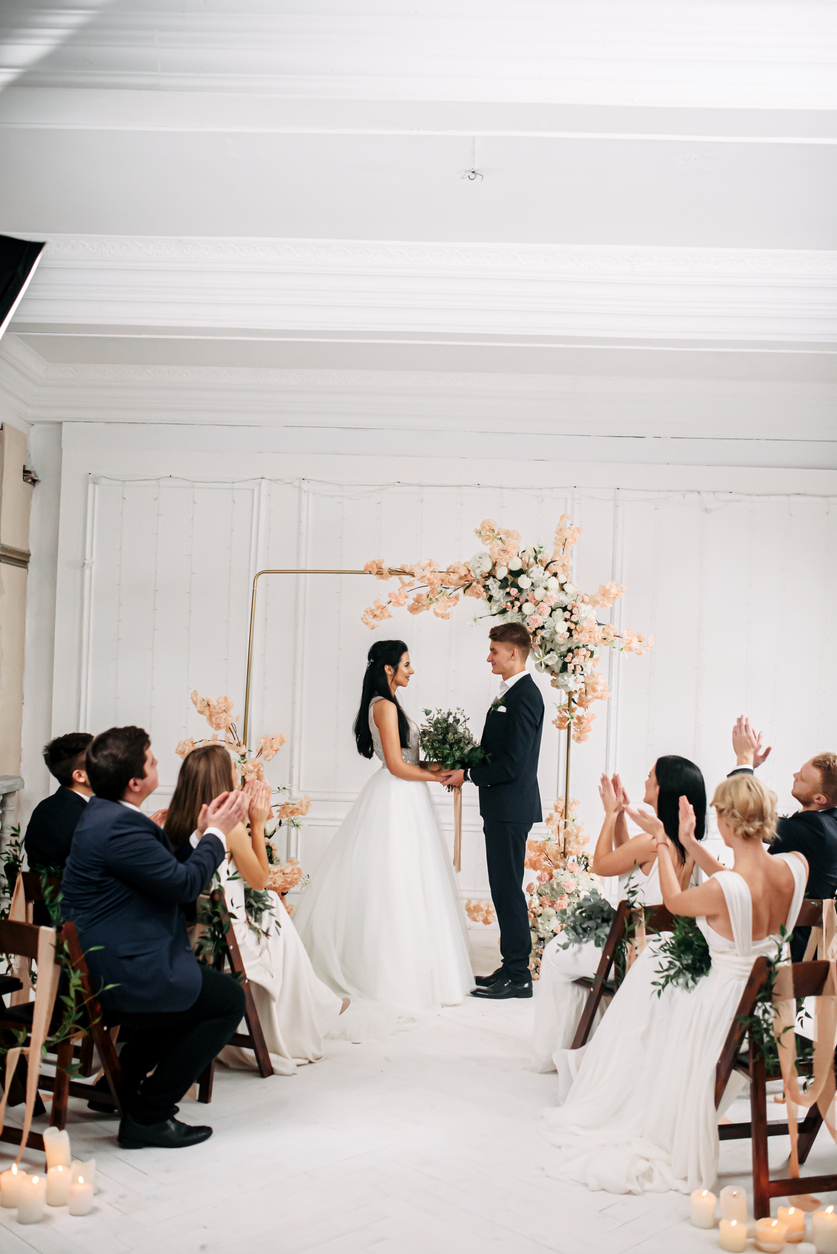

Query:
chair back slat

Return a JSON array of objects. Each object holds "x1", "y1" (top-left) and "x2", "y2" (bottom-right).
[
  {"x1": 19, "y1": 872, "x2": 61, "y2": 904},
  {"x1": 0, "y1": 919, "x2": 43, "y2": 962},
  {"x1": 780, "y1": 958, "x2": 834, "y2": 999},
  {"x1": 796, "y1": 899, "x2": 825, "y2": 928},
  {"x1": 644, "y1": 904, "x2": 676, "y2": 934}
]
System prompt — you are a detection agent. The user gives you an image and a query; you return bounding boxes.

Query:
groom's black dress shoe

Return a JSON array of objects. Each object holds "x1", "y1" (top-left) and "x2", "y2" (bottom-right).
[
  {"x1": 470, "y1": 976, "x2": 533, "y2": 1000},
  {"x1": 117, "y1": 1114, "x2": 213, "y2": 1149},
  {"x1": 474, "y1": 967, "x2": 506, "y2": 987}
]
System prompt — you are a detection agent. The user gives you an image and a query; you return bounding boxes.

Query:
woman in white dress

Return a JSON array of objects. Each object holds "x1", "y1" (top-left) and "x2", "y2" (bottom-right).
[
  {"x1": 165, "y1": 745, "x2": 344, "y2": 1074},
  {"x1": 542, "y1": 772, "x2": 807, "y2": 1195},
  {"x1": 531, "y1": 755, "x2": 706, "y2": 1075},
  {"x1": 294, "y1": 640, "x2": 474, "y2": 1019}
]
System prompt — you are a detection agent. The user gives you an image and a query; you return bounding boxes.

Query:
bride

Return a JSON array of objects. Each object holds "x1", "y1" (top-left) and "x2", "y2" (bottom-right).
[
  {"x1": 294, "y1": 639, "x2": 474, "y2": 1018},
  {"x1": 542, "y1": 772, "x2": 807, "y2": 1194},
  {"x1": 531, "y1": 755, "x2": 706, "y2": 1076}
]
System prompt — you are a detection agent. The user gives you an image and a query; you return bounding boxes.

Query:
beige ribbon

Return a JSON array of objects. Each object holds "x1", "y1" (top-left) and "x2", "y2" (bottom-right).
[
  {"x1": 772, "y1": 934, "x2": 837, "y2": 1209},
  {"x1": 0, "y1": 924, "x2": 60, "y2": 1163},
  {"x1": 452, "y1": 787, "x2": 463, "y2": 874},
  {"x1": 8, "y1": 874, "x2": 34, "y2": 1007}
]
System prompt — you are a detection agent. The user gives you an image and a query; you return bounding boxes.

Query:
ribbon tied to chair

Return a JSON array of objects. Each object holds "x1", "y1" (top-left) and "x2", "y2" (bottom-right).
[
  {"x1": 0, "y1": 875, "x2": 61, "y2": 1163},
  {"x1": 772, "y1": 900, "x2": 837, "y2": 1209}
]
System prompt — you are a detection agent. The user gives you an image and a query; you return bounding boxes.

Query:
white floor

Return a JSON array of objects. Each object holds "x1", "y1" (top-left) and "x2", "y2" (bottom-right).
[{"x1": 3, "y1": 930, "x2": 836, "y2": 1254}]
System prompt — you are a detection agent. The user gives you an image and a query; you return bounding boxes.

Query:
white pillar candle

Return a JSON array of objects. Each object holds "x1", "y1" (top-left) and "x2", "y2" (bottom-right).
[
  {"x1": 720, "y1": 1219, "x2": 748, "y2": 1252},
  {"x1": 71, "y1": 1158, "x2": 96, "y2": 1191},
  {"x1": 756, "y1": 1217, "x2": 788, "y2": 1252},
  {"x1": 814, "y1": 1209, "x2": 837, "y2": 1245},
  {"x1": 43, "y1": 1126, "x2": 72, "y2": 1169},
  {"x1": 815, "y1": 1211, "x2": 837, "y2": 1254},
  {"x1": 777, "y1": 1207, "x2": 807, "y2": 1244},
  {"x1": 16, "y1": 1174, "x2": 46, "y2": 1225},
  {"x1": 68, "y1": 1175, "x2": 94, "y2": 1217},
  {"x1": 0, "y1": 1163, "x2": 28, "y2": 1209},
  {"x1": 46, "y1": 1164, "x2": 71, "y2": 1207},
  {"x1": 691, "y1": 1189, "x2": 717, "y2": 1228},
  {"x1": 721, "y1": 1188, "x2": 749, "y2": 1222}
]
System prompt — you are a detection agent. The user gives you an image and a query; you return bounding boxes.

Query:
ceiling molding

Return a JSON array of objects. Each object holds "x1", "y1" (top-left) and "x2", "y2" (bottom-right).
[
  {"x1": 12, "y1": 235, "x2": 837, "y2": 346},
  {"x1": 11, "y1": 2, "x2": 837, "y2": 110}
]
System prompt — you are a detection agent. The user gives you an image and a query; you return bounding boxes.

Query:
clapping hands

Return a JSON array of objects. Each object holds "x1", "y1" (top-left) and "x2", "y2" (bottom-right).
[
  {"x1": 732, "y1": 715, "x2": 772, "y2": 768},
  {"x1": 244, "y1": 777, "x2": 273, "y2": 826},
  {"x1": 198, "y1": 789, "x2": 250, "y2": 838},
  {"x1": 598, "y1": 772, "x2": 630, "y2": 815}
]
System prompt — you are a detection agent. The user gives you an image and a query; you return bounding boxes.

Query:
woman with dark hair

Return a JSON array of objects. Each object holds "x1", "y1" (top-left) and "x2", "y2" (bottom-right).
[
  {"x1": 531, "y1": 755, "x2": 707, "y2": 1078},
  {"x1": 293, "y1": 640, "x2": 473, "y2": 1021},
  {"x1": 165, "y1": 744, "x2": 344, "y2": 1074}
]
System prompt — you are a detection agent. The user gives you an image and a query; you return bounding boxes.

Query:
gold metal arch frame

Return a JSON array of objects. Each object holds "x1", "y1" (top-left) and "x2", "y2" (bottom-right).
[{"x1": 241, "y1": 568, "x2": 574, "y2": 851}]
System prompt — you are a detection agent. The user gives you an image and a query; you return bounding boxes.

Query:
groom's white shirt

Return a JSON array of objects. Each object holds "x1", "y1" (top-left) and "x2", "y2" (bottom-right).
[{"x1": 497, "y1": 669, "x2": 526, "y2": 701}]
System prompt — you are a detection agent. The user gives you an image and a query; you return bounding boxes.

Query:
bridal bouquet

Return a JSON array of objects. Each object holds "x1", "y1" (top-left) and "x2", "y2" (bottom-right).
[
  {"x1": 419, "y1": 707, "x2": 485, "y2": 775},
  {"x1": 364, "y1": 516, "x2": 652, "y2": 742}
]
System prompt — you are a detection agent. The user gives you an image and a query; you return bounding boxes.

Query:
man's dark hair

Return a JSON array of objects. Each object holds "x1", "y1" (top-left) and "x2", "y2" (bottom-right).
[
  {"x1": 488, "y1": 622, "x2": 532, "y2": 659},
  {"x1": 43, "y1": 732, "x2": 94, "y2": 788},
  {"x1": 86, "y1": 726, "x2": 151, "y2": 801}
]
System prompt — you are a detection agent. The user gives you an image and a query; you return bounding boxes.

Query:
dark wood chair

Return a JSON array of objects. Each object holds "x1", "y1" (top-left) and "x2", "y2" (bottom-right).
[
  {"x1": 570, "y1": 900, "x2": 676, "y2": 1050},
  {"x1": 0, "y1": 918, "x2": 71, "y2": 1153},
  {"x1": 716, "y1": 948, "x2": 837, "y2": 1218},
  {"x1": 196, "y1": 885, "x2": 273, "y2": 1103}
]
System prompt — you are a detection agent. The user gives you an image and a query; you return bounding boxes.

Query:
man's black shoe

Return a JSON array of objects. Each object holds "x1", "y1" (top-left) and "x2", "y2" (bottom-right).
[
  {"x1": 117, "y1": 1114, "x2": 213, "y2": 1149},
  {"x1": 470, "y1": 975, "x2": 533, "y2": 1000},
  {"x1": 474, "y1": 967, "x2": 505, "y2": 987}
]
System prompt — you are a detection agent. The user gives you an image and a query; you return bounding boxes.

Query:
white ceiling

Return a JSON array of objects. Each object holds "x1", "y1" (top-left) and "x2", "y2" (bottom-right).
[{"x1": 0, "y1": 0, "x2": 834, "y2": 442}]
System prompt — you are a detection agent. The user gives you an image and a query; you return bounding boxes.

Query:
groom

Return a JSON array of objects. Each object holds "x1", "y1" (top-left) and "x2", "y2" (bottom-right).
[{"x1": 442, "y1": 623, "x2": 544, "y2": 999}]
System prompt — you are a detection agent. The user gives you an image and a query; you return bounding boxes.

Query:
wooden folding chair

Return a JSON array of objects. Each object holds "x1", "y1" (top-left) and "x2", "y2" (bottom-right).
[
  {"x1": 196, "y1": 885, "x2": 273, "y2": 1102},
  {"x1": 570, "y1": 901, "x2": 676, "y2": 1050},
  {"x1": 0, "y1": 919, "x2": 72, "y2": 1153},
  {"x1": 716, "y1": 949, "x2": 837, "y2": 1218}
]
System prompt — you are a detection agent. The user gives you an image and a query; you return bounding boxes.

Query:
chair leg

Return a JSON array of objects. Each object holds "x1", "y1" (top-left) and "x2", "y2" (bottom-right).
[
  {"x1": 197, "y1": 1059, "x2": 215, "y2": 1104},
  {"x1": 50, "y1": 1038, "x2": 74, "y2": 1130},
  {"x1": 796, "y1": 1105, "x2": 823, "y2": 1165},
  {"x1": 750, "y1": 1049, "x2": 771, "y2": 1219},
  {"x1": 241, "y1": 981, "x2": 273, "y2": 1079}
]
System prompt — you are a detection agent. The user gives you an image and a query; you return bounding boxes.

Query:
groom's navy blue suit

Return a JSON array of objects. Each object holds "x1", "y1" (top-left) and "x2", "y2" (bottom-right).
[{"x1": 469, "y1": 673, "x2": 544, "y2": 981}]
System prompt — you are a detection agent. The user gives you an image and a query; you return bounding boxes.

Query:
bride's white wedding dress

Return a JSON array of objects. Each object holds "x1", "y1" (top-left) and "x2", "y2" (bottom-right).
[
  {"x1": 293, "y1": 696, "x2": 474, "y2": 1020},
  {"x1": 531, "y1": 861, "x2": 663, "y2": 1074},
  {"x1": 215, "y1": 852, "x2": 343, "y2": 1075},
  {"x1": 542, "y1": 853, "x2": 806, "y2": 1194}
]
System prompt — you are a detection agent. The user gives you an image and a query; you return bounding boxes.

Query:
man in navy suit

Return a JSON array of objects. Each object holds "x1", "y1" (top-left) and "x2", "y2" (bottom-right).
[
  {"x1": 62, "y1": 725, "x2": 249, "y2": 1149},
  {"x1": 729, "y1": 716, "x2": 837, "y2": 961},
  {"x1": 442, "y1": 623, "x2": 544, "y2": 999},
  {"x1": 25, "y1": 732, "x2": 94, "y2": 871}
]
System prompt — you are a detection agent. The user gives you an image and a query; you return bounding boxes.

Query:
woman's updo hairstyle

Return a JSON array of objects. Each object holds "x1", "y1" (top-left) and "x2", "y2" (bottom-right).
[
  {"x1": 354, "y1": 639, "x2": 411, "y2": 759},
  {"x1": 711, "y1": 774, "x2": 777, "y2": 843}
]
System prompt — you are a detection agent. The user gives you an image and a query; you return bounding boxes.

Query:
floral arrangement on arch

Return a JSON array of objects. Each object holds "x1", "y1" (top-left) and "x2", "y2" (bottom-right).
[
  {"x1": 363, "y1": 517, "x2": 651, "y2": 742},
  {"x1": 525, "y1": 797, "x2": 599, "y2": 978},
  {"x1": 177, "y1": 690, "x2": 308, "y2": 908}
]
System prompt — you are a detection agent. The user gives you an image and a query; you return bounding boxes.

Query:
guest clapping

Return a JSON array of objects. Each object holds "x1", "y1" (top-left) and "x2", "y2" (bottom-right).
[
  {"x1": 165, "y1": 745, "x2": 344, "y2": 1072},
  {"x1": 729, "y1": 716, "x2": 837, "y2": 958},
  {"x1": 61, "y1": 726, "x2": 249, "y2": 1149}
]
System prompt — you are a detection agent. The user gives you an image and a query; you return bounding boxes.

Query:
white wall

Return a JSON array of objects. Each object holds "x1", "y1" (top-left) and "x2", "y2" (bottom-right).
[{"x1": 20, "y1": 419, "x2": 837, "y2": 900}]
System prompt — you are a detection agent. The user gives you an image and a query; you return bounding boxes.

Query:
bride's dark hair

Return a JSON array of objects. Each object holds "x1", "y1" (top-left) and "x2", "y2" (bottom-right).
[
  {"x1": 655, "y1": 754, "x2": 707, "y2": 863},
  {"x1": 354, "y1": 639, "x2": 411, "y2": 759}
]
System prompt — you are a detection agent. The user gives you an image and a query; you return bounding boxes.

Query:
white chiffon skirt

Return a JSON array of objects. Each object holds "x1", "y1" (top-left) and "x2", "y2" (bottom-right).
[
  {"x1": 293, "y1": 767, "x2": 474, "y2": 1022},
  {"x1": 530, "y1": 936, "x2": 605, "y2": 1074}
]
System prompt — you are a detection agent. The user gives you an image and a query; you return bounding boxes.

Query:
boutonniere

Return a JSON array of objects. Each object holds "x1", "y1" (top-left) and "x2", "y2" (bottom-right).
[{"x1": 490, "y1": 698, "x2": 507, "y2": 713}]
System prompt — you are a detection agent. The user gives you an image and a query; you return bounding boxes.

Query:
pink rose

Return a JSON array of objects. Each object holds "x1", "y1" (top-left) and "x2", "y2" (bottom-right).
[{"x1": 555, "y1": 894, "x2": 569, "y2": 910}]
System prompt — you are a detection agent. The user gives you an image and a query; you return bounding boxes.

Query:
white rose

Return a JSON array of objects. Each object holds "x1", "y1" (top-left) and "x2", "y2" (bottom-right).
[
  {"x1": 494, "y1": 565, "x2": 508, "y2": 579},
  {"x1": 469, "y1": 550, "x2": 493, "y2": 578},
  {"x1": 564, "y1": 582, "x2": 577, "y2": 596},
  {"x1": 578, "y1": 602, "x2": 596, "y2": 621},
  {"x1": 508, "y1": 557, "x2": 522, "y2": 571},
  {"x1": 517, "y1": 574, "x2": 532, "y2": 589},
  {"x1": 546, "y1": 577, "x2": 561, "y2": 591},
  {"x1": 531, "y1": 565, "x2": 546, "y2": 582},
  {"x1": 521, "y1": 602, "x2": 534, "y2": 616},
  {"x1": 552, "y1": 607, "x2": 565, "y2": 621},
  {"x1": 544, "y1": 652, "x2": 558, "y2": 666},
  {"x1": 522, "y1": 544, "x2": 536, "y2": 559}
]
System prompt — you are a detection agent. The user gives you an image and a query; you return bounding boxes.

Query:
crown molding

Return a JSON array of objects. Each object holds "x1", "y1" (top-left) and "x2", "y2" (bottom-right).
[
  {"x1": 11, "y1": 236, "x2": 837, "y2": 346},
  {"x1": 12, "y1": 3, "x2": 837, "y2": 110}
]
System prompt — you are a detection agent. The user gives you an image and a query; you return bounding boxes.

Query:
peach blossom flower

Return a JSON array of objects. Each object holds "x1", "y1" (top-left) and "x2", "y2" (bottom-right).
[
  {"x1": 257, "y1": 733, "x2": 287, "y2": 761},
  {"x1": 361, "y1": 597, "x2": 394, "y2": 629},
  {"x1": 191, "y1": 691, "x2": 237, "y2": 731},
  {"x1": 555, "y1": 894, "x2": 569, "y2": 910},
  {"x1": 364, "y1": 558, "x2": 392, "y2": 580}
]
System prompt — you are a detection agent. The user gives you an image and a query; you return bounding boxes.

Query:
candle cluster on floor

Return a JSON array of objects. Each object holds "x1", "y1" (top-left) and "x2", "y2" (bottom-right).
[
  {"x1": 0, "y1": 1128, "x2": 95, "y2": 1224},
  {"x1": 689, "y1": 1187, "x2": 837, "y2": 1252}
]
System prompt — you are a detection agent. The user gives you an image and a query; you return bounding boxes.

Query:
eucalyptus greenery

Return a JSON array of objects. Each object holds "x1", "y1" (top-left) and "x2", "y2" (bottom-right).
[
  {"x1": 553, "y1": 887, "x2": 615, "y2": 951},
  {"x1": 652, "y1": 916, "x2": 712, "y2": 994},
  {"x1": 419, "y1": 709, "x2": 486, "y2": 773},
  {"x1": 0, "y1": 825, "x2": 24, "y2": 917}
]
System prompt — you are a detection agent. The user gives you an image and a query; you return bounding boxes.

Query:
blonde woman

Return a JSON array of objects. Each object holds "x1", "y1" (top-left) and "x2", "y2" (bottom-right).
[
  {"x1": 165, "y1": 744, "x2": 344, "y2": 1075},
  {"x1": 542, "y1": 773, "x2": 807, "y2": 1195}
]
